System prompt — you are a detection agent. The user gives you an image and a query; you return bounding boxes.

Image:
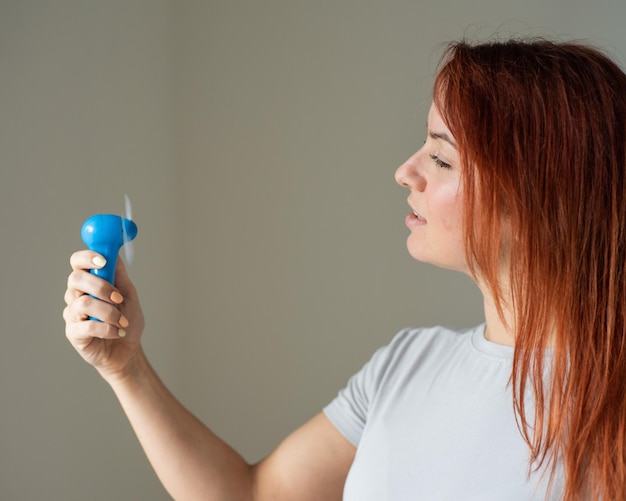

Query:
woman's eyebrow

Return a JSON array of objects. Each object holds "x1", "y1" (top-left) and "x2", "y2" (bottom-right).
[{"x1": 428, "y1": 130, "x2": 457, "y2": 149}]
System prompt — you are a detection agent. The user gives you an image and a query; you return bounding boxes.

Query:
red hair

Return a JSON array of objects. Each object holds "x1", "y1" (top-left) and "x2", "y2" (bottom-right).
[{"x1": 434, "y1": 40, "x2": 626, "y2": 499}]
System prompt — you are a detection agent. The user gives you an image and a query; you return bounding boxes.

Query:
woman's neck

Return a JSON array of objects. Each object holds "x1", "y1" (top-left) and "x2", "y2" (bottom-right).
[{"x1": 480, "y1": 285, "x2": 515, "y2": 346}]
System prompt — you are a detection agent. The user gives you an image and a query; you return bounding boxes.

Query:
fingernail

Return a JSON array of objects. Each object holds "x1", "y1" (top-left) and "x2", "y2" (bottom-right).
[
  {"x1": 119, "y1": 315, "x2": 129, "y2": 328},
  {"x1": 118, "y1": 328, "x2": 127, "y2": 338},
  {"x1": 92, "y1": 256, "x2": 107, "y2": 268},
  {"x1": 110, "y1": 291, "x2": 124, "y2": 304}
]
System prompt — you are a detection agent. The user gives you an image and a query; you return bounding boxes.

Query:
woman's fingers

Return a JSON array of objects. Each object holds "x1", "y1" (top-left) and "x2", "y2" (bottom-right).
[
  {"x1": 64, "y1": 294, "x2": 128, "y2": 329},
  {"x1": 69, "y1": 249, "x2": 107, "y2": 272},
  {"x1": 66, "y1": 251, "x2": 124, "y2": 306},
  {"x1": 65, "y1": 269, "x2": 123, "y2": 306},
  {"x1": 65, "y1": 311, "x2": 124, "y2": 341},
  {"x1": 64, "y1": 249, "x2": 143, "y2": 377}
]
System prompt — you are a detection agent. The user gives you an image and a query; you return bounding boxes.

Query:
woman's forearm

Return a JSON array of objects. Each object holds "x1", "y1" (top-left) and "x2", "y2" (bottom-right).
[{"x1": 107, "y1": 348, "x2": 254, "y2": 501}]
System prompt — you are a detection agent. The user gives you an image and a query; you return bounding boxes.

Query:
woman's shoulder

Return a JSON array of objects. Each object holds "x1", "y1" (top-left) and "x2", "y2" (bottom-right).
[
  {"x1": 385, "y1": 323, "x2": 483, "y2": 356},
  {"x1": 364, "y1": 324, "x2": 485, "y2": 381}
]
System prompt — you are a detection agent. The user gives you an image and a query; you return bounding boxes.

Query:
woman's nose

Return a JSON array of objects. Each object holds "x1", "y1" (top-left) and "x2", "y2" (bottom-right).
[{"x1": 395, "y1": 154, "x2": 426, "y2": 191}]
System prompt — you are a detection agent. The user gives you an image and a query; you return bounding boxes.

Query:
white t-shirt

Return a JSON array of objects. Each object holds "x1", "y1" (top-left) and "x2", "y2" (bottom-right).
[{"x1": 323, "y1": 324, "x2": 564, "y2": 500}]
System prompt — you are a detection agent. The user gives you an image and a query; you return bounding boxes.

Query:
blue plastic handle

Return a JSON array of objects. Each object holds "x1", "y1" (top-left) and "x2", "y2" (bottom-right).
[{"x1": 81, "y1": 214, "x2": 138, "y2": 285}]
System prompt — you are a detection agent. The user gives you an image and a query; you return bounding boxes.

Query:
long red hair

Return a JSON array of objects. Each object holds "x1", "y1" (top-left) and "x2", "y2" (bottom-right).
[{"x1": 434, "y1": 39, "x2": 626, "y2": 499}]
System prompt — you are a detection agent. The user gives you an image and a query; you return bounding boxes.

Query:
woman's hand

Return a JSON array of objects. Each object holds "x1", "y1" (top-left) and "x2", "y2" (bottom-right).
[{"x1": 63, "y1": 250, "x2": 145, "y2": 382}]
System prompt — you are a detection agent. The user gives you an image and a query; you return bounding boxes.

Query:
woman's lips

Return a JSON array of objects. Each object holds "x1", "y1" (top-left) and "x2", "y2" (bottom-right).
[{"x1": 405, "y1": 210, "x2": 427, "y2": 228}]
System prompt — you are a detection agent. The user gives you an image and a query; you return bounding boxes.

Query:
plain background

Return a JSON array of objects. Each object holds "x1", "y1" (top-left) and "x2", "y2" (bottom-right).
[{"x1": 2, "y1": 1, "x2": 626, "y2": 499}]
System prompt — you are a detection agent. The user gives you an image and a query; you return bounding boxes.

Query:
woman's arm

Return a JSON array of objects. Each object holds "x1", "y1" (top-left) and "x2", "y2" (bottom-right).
[
  {"x1": 64, "y1": 251, "x2": 355, "y2": 500},
  {"x1": 113, "y1": 358, "x2": 354, "y2": 500}
]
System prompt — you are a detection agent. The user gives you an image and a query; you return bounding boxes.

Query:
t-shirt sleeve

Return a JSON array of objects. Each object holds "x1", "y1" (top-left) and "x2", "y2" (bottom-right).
[{"x1": 323, "y1": 328, "x2": 413, "y2": 447}]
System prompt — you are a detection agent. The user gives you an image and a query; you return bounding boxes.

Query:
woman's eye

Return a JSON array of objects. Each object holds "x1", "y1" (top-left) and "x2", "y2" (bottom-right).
[{"x1": 429, "y1": 154, "x2": 452, "y2": 169}]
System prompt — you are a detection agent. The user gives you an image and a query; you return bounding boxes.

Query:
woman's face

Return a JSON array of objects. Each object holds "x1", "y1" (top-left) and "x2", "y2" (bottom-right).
[{"x1": 395, "y1": 103, "x2": 467, "y2": 273}]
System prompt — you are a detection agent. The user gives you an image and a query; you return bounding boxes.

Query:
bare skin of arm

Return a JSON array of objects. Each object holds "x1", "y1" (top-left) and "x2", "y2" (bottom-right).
[{"x1": 64, "y1": 251, "x2": 355, "y2": 501}]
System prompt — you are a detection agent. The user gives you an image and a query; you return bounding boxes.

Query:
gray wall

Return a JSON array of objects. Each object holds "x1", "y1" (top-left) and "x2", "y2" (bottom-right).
[{"x1": 2, "y1": 1, "x2": 625, "y2": 499}]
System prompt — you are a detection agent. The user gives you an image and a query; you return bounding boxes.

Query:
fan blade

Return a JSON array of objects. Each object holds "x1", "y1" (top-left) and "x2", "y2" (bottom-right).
[{"x1": 123, "y1": 194, "x2": 135, "y2": 265}]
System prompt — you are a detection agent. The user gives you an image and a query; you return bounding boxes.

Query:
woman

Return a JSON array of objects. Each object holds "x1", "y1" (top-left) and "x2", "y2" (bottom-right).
[{"x1": 64, "y1": 39, "x2": 626, "y2": 500}]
